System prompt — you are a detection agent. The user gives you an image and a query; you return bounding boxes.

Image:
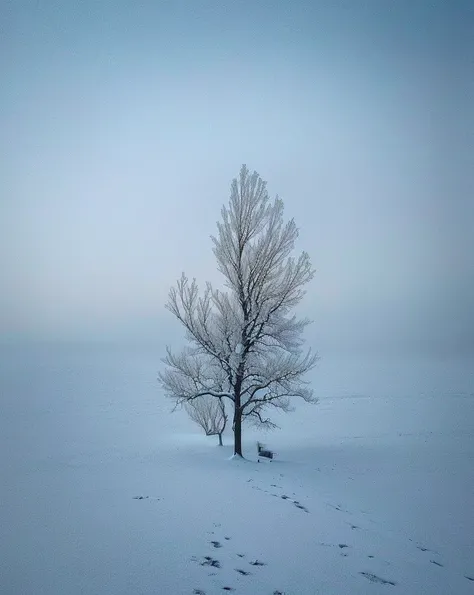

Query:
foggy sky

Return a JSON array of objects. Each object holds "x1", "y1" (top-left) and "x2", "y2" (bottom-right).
[{"x1": 1, "y1": 0, "x2": 473, "y2": 355}]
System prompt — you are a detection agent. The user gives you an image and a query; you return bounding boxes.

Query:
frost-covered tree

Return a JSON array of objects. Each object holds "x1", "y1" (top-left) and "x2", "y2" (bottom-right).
[
  {"x1": 184, "y1": 396, "x2": 227, "y2": 446},
  {"x1": 159, "y1": 165, "x2": 318, "y2": 457}
]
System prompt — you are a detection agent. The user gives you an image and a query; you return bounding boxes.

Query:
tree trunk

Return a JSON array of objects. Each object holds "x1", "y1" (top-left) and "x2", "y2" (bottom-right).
[
  {"x1": 218, "y1": 432, "x2": 223, "y2": 446},
  {"x1": 233, "y1": 407, "x2": 243, "y2": 456},
  {"x1": 233, "y1": 363, "x2": 245, "y2": 457}
]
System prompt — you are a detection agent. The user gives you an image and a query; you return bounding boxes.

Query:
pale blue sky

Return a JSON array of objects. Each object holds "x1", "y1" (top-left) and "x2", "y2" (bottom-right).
[{"x1": 1, "y1": 0, "x2": 473, "y2": 354}]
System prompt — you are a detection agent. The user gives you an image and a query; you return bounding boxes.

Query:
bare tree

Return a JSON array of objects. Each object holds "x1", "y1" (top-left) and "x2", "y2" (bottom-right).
[
  {"x1": 184, "y1": 396, "x2": 227, "y2": 445},
  {"x1": 159, "y1": 165, "x2": 318, "y2": 457}
]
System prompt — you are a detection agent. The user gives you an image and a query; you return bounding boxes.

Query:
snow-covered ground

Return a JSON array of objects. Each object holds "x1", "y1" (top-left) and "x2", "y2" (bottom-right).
[{"x1": 1, "y1": 344, "x2": 473, "y2": 594}]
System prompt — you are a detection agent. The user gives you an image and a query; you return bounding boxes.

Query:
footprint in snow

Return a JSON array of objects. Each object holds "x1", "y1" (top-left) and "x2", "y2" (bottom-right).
[
  {"x1": 360, "y1": 572, "x2": 396, "y2": 586},
  {"x1": 294, "y1": 502, "x2": 309, "y2": 512},
  {"x1": 201, "y1": 556, "x2": 221, "y2": 568},
  {"x1": 417, "y1": 545, "x2": 440, "y2": 556},
  {"x1": 465, "y1": 575, "x2": 474, "y2": 582},
  {"x1": 281, "y1": 494, "x2": 309, "y2": 512},
  {"x1": 249, "y1": 559, "x2": 266, "y2": 566},
  {"x1": 235, "y1": 568, "x2": 251, "y2": 575},
  {"x1": 254, "y1": 485, "x2": 309, "y2": 512},
  {"x1": 210, "y1": 541, "x2": 222, "y2": 548},
  {"x1": 430, "y1": 560, "x2": 443, "y2": 567},
  {"x1": 193, "y1": 590, "x2": 206, "y2": 594},
  {"x1": 318, "y1": 542, "x2": 350, "y2": 550},
  {"x1": 222, "y1": 587, "x2": 235, "y2": 592}
]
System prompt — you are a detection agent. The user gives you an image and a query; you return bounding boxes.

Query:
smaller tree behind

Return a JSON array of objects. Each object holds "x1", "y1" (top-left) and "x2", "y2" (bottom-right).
[{"x1": 184, "y1": 396, "x2": 227, "y2": 446}]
